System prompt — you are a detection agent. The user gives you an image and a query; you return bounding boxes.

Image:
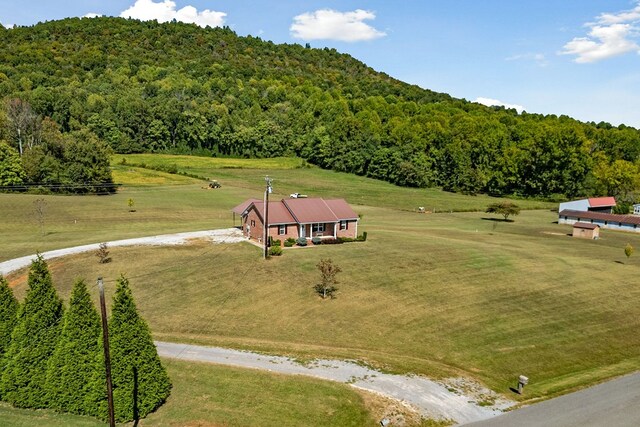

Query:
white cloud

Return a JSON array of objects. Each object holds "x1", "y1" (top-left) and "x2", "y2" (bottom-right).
[
  {"x1": 290, "y1": 9, "x2": 386, "y2": 42},
  {"x1": 0, "y1": 21, "x2": 14, "y2": 29},
  {"x1": 120, "y1": 0, "x2": 226, "y2": 28},
  {"x1": 83, "y1": 13, "x2": 102, "y2": 18},
  {"x1": 475, "y1": 97, "x2": 525, "y2": 113},
  {"x1": 505, "y1": 52, "x2": 549, "y2": 67},
  {"x1": 561, "y1": 1, "x2": 640, "y2": 63}
]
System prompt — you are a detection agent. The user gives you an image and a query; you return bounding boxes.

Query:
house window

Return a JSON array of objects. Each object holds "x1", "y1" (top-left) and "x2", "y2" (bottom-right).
[
  {"x1": 278, "y1": 225, "x2": 286, "y2": 235},
  {"x1": 312, "y1": 223, "x2": 325, "y2": 233},
  {"x1": 340, "y1": 220, "x2": 347, "y2": 230},
  {"x1": 251, "y1": 220, "x2": 256, "y2": 227}
]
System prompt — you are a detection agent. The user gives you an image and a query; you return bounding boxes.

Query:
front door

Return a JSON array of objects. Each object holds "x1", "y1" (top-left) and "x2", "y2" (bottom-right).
[{"x1": 300, "y1": 224, "x2": 306, "y2": 238}]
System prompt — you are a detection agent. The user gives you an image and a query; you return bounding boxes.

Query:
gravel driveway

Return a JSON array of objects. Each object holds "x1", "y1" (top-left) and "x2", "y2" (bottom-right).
[
  {"x1": 156, "y1": 341, "x2": 513, "y2": 425},
  {"x1": 0, "y1": 228, "x2": 245, "y2": 276},
  {"x1": 1, "y1": 228, "x2": 513, "y2": 424}
]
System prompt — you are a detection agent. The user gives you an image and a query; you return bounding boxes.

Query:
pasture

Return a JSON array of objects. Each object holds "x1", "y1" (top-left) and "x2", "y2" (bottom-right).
[{"x1": 2, "y1": 154, "x2": 640, "y2": 423}]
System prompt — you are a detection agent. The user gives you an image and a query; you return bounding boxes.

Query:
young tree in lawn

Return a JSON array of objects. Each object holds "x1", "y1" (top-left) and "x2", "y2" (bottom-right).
[
  {"x1": 44, "y1": 279, "x2": 101, "y2": 415},
  {"x1": 0, "y1": 255, "x2": 63, "y2": 408},
  {"x1": 0, "y1": 276, "x2": 19, "y2": 371},
  {"x1": 95, "y1": 275, "x2": 171, "y2": 422},
  {"x1": 485, "y1": 202, "x2": 521, "y2": 221},
  {"x1": 315, "y1": 258, "x2": 342, "y2": 299},
  {"x1": 625, "y1": 243, "x2": 634, "y2": 262}
]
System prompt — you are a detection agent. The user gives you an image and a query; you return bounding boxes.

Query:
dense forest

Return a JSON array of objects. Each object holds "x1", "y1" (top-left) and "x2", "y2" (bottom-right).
[{"x1": 0, "y1": 17, "x2": 639, "y2": 199}]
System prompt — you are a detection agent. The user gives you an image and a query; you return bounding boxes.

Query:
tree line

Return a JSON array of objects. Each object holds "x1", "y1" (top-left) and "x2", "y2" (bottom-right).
[
  {"x1": 0, "y1": 256, "x2": 171, "y2": 422},
  {"x1": 0, "y1": 98, "x2": 114, "y2": 193},
  {"x1": 1, "y1": 17, "x2": 639, "y2": 200}
]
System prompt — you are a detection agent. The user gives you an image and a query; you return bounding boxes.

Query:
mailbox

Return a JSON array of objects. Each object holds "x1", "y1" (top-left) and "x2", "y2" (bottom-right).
[{"x1": 518, "y1": 375, "x2": 529, "y2": 385}]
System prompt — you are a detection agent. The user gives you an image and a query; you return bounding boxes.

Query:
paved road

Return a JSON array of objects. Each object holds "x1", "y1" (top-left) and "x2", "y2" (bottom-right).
[
  {"x1": 0, "y1": 228, "x2": 245, "y2": 275},
  {"x1": 156, "y1": 341, "x2": 512, "y2": 425},
  {"x1": 463, "y1": 372, "x2": 640, "y2": 426}
]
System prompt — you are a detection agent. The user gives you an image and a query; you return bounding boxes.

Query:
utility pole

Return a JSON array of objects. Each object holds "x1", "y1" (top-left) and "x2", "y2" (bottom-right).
[
  {"x1": 97, "y1": 277, "x2": 116, "y2": 427},
  {"x1": 263, "y1": 175, "x2": 273, "y2": 259}
]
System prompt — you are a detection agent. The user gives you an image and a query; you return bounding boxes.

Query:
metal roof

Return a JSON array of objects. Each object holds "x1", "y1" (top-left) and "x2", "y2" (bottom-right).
[
  {"x1": 247, "y1": 201, "x2": 296, "y2": 224},
  {"x1": 324, "y1": 199, "x2": 359, "y2": 220},
  {"x1": 560, "y1": 209, "x2": 640, "y2": 225},
  {"x1": 588, "y1": 197, "x2": 616, "y2": 208},
  {"x1": 234, "y1": 197, "x2": 358, "y2": 225},
  {"x1": 231, "y1": 198, "x2": 261, "y2": 215},
  {"x1": 573, "y1": 222, "x2": 599, "y2": 230},
  {"x1": 282, "y1": 198, "x2": 339, "y2": 223}
]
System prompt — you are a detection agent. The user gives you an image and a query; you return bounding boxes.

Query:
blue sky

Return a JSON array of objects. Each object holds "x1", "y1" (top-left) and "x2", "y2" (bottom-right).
[{"x1": 1, "y1": 1, "x2": 640, "y2": 127}]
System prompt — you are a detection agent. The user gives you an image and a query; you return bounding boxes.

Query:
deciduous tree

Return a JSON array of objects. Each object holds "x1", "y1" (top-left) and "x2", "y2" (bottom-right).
[
  {"x1": 0, "y1": 141, "x2": 25, "y2": 186},
  {"x1": 315, "y1": 258, "x2": 342, "y2": 299},
  {"x1": 485, "y1": 202, "x2": 521, "y2": 221}
]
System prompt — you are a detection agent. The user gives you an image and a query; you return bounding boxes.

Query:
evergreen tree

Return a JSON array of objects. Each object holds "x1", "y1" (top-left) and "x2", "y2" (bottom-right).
[
  {"x1": 0, "y1": 255, "x2": 63, "y2": 408},
  {"x1": 45, "y1": 279, "x2": 101, "y2": 415},
  {"x1": 0, "y1": 276, "x2": 19, "y2": 378},
  {"x1": 101, "y1": 275, "x2": 171, "y2": 422}
]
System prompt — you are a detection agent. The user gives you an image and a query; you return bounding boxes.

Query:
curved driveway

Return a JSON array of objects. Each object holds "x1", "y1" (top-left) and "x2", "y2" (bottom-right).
[
  {"x1": 0, "y1": 228, "x2": 245, "y2": 276},
  {"x1": 5, "y1": 229, "x2": 638, "y2": 425}
]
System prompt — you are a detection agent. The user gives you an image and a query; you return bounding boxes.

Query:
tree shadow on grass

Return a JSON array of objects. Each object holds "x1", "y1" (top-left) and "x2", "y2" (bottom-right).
[{"x1": 481, "y1": 217, "x2": 514, "y2": 223}]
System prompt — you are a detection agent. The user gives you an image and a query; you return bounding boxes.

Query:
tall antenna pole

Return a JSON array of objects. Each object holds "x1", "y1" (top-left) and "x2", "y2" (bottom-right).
[
  {"x1": 98, "y1": 277, "x2": 116, "y2": 427},
  {"x1": 263, "y1": 176, "x2": 273, "y2": 259}
]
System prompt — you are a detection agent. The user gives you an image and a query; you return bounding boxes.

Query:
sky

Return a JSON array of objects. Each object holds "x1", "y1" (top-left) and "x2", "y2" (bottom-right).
[{"x1": 1, "y1": 1, "x2": 640, "y2": 127}]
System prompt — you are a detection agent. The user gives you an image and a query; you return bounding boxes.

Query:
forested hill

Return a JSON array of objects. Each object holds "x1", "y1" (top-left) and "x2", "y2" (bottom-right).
[{"x1": 1, "y1": 17, "x2": 639, "y2": 200}]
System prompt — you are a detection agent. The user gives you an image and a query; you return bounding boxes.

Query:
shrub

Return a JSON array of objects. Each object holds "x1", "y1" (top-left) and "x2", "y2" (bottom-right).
[
  {"x1": 356, "y1": 231, "x2": 368, "y2": 241},
  {"x1": 296, "y1": 237, "x2": 307, "y2": 247},
  {"x1": 269, "y1": 237, "x2": 281, "y2": 247},
  {"x1": 284, "y1": 238, "x2": 296, "y2": 247},
  {"x1": 338, "y1": 237, "x2": 355, "y2": 243},
  {"x1": 321, "y1": 238, "x2": 342, "y2": 245},
  {"x1": 269, "y1": 245, "x2": 283, "y2": 256},
  {"x1": 311, "y1": 237, "x2": 322, "y2": 245}
]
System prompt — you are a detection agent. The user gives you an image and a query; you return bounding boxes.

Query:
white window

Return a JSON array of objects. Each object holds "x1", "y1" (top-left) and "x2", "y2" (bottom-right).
[
  {"x1": 278, "y1": 225, "x2": 286, "y2": 235},
  {"x1": 340, "y1": 220, "x2": 347, "y2": 230},
  {"x1": 250, "y1": 220, "x2": 256, "y2": 227},
  {"x1": 312, "y1": 223, "x2": 325, "y2": 233}
]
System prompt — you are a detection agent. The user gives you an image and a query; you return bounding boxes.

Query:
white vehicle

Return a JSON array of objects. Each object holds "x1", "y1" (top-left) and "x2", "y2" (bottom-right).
[{"x1": 289, "y1": 193, "x2": 308, "y2": 198}]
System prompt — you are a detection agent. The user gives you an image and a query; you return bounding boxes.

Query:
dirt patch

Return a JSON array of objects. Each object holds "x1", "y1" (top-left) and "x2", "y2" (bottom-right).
[{"x1": 358, "y1": 389, "x2": 453, "y2": 426}]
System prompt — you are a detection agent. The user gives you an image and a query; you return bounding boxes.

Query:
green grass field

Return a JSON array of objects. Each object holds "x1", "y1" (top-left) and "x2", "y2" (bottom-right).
[
  {"x1": 114, "y1": 154, "x2": 554, "y2": 212},
  {"x1": 2, "y1": 154, "x2": 640, "y2": 424},
  {"x1": 0, "y1": 359, "x2": 379, "y2": 427}
]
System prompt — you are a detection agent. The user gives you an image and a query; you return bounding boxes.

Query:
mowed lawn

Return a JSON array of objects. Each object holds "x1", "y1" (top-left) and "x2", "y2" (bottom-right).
[
  {"x1": 114, "y1": 154, "x2": 554, "y2": 213},
  {"x1": 1, "y1": 155, "x2": 552, "y2": 262},
  {"x1": 0, "y1": 359, "x2": 376, "y2": 427},
  {"x1": 8, "y1": 203, "x2": 640, "y2": 402}
]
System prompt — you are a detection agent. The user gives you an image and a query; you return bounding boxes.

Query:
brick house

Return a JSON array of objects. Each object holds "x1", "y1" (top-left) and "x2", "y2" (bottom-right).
[{"x1": 232, "y1": 198, "x2": 359, "y2": 244}]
